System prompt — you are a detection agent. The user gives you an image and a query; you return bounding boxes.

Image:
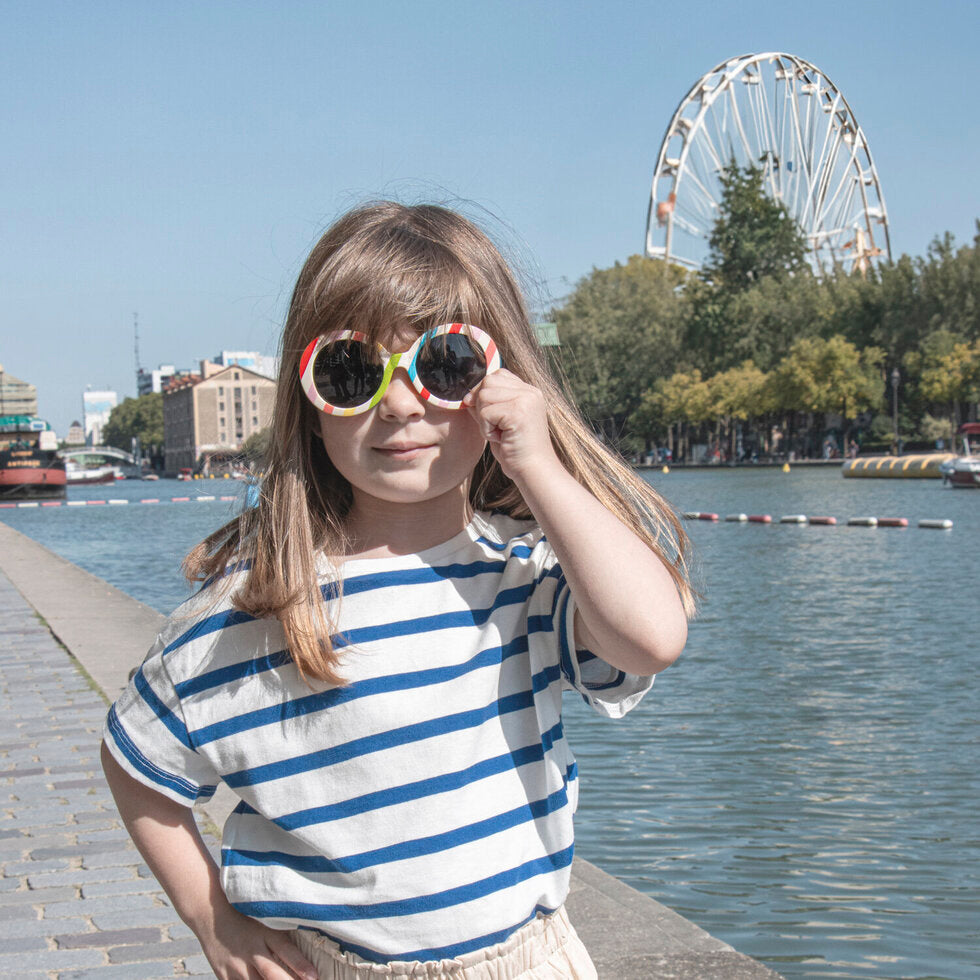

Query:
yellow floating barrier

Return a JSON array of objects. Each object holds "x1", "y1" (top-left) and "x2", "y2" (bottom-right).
[{"x1": 842, "y1": 453, "x2": 955, "y2": 479}]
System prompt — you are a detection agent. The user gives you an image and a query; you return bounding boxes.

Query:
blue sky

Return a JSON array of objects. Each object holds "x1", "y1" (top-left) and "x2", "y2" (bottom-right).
[{"x1": 2, "y1": 0, "x2": 978, "y2": 434}]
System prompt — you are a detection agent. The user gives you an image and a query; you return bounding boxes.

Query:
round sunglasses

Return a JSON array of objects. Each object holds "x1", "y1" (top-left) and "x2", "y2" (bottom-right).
[{"x1": 299, "y1": 323, "x2": 501, "y2": 416}]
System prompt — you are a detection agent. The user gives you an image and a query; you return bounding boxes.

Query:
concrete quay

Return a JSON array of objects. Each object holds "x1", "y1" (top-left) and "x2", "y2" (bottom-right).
[{"x1": 0, "y1": 521, "x2": 782, "y2": 979}]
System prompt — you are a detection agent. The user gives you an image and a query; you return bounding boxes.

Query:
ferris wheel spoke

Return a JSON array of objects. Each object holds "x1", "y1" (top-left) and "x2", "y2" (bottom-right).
[
  {"x1": 809, "y1": 128, "x2": 850, "y2": 233},
  {"x1": 786, "y1": 84, "x2": 814, "y2": 222},
  {"x1": 809, "y1": 96, "x2": 846, "y2": 210},
  {"x1": 813, "y1": 137, "x2": 864, "y2": 235},
  {"x1": 819, "y1": 181, "x2": 860, "y2": 243},
  {"x1": 724, "y1": 85, "x2": 757, "y2": 166},
  {"x1": 646, "y1": 52, "x2": 889, "y2": 275}
]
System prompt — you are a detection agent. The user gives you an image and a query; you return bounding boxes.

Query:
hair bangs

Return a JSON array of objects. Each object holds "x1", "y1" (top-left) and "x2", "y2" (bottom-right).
[{"x1": 304, "y1": 225, "x2": 492, "y2": 352}]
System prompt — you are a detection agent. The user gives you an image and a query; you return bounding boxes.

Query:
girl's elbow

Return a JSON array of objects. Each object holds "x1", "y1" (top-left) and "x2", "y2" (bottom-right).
[{"x1": 646, "y1": 617, "x2": 687, "y2": 674}]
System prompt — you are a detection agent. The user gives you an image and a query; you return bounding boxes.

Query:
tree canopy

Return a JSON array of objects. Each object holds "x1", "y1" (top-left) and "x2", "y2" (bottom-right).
[
  {"x1": 703, "y1": 161, "x2": 808, "y2": 291},
  {"x1": 548, "y1": 210, "x2": 979, "y2": 458},
  {"x1": 102, "y1": 393, "x2": 163, "y2": 452},
  {"x1": 554, "y1": 255, "x2": 689, "y2": 440}
]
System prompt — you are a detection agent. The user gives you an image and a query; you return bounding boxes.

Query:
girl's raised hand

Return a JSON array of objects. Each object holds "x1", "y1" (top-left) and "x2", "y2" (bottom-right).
[{"x1": 463, "y1": 370, "x2": 559, "y2": 483}]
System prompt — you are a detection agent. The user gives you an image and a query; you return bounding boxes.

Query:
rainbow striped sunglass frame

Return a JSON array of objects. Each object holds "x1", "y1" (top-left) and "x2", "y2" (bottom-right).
[{"x1": 299, "y1": 323, "x2": 502, "y2": 416}]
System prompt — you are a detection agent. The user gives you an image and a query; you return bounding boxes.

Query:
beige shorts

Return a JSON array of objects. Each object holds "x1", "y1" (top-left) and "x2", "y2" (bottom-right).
[{"x1": 289, "y1": 906, "x2": 597, "y2": 979}]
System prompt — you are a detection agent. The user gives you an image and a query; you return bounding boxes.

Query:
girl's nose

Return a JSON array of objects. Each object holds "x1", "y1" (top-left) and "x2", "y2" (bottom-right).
[{"x1": 377, "y1": 367, "x2": 425, "y2": 420}]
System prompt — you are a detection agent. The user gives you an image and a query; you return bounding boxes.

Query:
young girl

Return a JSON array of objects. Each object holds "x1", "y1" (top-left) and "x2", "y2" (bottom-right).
[{"x1": 102, "y1": 202, "x2": 694, "y2": 980}]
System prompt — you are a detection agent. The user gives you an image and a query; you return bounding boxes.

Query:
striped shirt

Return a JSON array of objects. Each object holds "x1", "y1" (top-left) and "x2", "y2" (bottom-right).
[{"x1": 103, "y1": 511, "x2": 653, "y2": 964}]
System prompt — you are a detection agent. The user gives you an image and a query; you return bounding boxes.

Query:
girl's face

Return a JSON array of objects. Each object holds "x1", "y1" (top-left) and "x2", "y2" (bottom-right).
[{"x1": 315, "y1": 329, "x2": 487, "y2": 514}]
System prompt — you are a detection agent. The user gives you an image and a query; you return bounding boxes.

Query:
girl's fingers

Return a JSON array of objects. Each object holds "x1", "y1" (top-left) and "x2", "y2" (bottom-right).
[
  {"x1": 266, "y1": 932, "x2": 318, "y2": 980},
  {"x1": 252, "y1": 949, "x2": 311, "y2": 980}
]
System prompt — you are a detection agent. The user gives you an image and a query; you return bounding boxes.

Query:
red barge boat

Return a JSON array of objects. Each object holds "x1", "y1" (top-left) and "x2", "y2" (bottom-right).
[{"x1": 0, "y1": 416, "x2": 66, "y2": 501}]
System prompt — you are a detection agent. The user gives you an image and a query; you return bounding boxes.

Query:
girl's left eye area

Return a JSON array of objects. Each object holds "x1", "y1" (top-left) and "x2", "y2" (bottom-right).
[{"x1": 312, "y1": 341, "x2": 385, "y2": 407}]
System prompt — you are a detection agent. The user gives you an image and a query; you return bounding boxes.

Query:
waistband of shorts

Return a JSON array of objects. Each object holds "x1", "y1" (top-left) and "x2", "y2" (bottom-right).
[{"x1": 293, "y1": 905, "x2": 573, "y2": 977}]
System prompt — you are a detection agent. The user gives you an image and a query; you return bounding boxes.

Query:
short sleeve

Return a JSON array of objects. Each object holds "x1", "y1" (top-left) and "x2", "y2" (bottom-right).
[
  {"x1": 102, "y1": 633, "x2": 221, "y2": 806},
  {"x1": 530, "y1": 537, "x2": 654, "y2": 719}
]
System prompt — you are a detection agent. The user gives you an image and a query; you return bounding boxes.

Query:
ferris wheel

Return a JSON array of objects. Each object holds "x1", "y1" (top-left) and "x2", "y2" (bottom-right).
[{"x1": 645, "y1": 52, "x2": 891, "y2": 276}]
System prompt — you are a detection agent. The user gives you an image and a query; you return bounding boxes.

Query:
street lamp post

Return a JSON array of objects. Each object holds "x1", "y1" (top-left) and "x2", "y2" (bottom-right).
[{"x1": 891, "y1": 367, "x2": 900, "y2": 454}]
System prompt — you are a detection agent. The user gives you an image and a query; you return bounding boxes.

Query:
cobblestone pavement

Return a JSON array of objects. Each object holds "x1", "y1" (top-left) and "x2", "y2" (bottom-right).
[{"x1": 0, "y1": 570, "x2": 216, "y2": 978}]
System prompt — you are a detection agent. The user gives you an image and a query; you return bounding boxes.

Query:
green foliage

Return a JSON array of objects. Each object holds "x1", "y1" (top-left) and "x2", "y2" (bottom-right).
[
  {"x1": 554, "y1": 255, "x2": 689, "y2": 440},
  {"x1": 703, "y1": 161, "x2": 808, "y2": 291},
  {"x1": 102, "y1": 393, "x2": 163, "y2": 452},
  {"x1": 766, "y1": 336, "x2": 883, "y2": 417},
  {"x1": 709, "y1": 361, "x2": 770, "y2": 419},
  {"x1": 242, "y1": 428, "x2": 271, "y2": 464},
  {"x1": 549, "y1": 183, "x2": 978, "y2": 451}
]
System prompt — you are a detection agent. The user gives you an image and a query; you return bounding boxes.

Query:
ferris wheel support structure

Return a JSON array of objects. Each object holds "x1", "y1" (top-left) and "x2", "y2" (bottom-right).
[{"x1": 645, "y1": 52, "x2": 891, "y2": 277}]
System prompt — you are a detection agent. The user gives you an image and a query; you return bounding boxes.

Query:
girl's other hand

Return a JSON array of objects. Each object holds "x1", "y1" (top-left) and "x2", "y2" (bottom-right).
[
  {"x1": 197, "y1": 902, "x2": 318, "y2": 980},
  {"x1": 463, "y1": 370, "x2": 560, "y2": 482}
]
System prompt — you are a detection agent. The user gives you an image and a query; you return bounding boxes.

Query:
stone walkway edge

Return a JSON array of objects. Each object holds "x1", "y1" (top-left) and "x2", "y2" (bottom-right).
[{"x1": 0, "y1": 520, "x2": 782, "y2": 979}]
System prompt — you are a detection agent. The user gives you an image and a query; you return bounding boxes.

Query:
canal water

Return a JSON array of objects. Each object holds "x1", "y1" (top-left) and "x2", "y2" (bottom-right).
[{"x1": 2, "y1": 468, "x2": 977, "y2": 979}]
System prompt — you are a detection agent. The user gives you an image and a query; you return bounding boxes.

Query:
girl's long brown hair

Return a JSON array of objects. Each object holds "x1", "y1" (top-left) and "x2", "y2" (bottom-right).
[{"x1": 185, "y1": 202, "x2": 694, "y2": 685}]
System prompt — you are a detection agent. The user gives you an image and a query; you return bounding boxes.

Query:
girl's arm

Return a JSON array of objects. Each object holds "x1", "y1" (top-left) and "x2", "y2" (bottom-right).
[
  {"x1": 466, "y1": 372, "x2": 688, "y2": 676},
  {"x1": 100, "y1": 743, "x2": 317, "y2": 980}
]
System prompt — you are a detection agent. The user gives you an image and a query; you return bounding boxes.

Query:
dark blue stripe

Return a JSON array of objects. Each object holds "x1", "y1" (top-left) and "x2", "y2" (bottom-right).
[
  {"x1": 105, "y1": 706, "x2": 213, "y2": 802},
  {"x1": 474, "y1": 535, "x2": 533, "y2": 556},
  {"x1": 232, "y1": 843, "x2": 574, "y2": 923},
  {"x1": 556, "y1": 588, "x2": 576, "y2": 684},
  {"x1": 133, "y1": 667, "x2": 194, "y2": 749},
  {"x1": 393, "y1": 903, "x2": 559, "y2": 964},
  {"x1": 232, "y1": 719, "x2": 565, "y2": 829},
  {"x1": 321, "y1": 558, "x2": 507, "y2": 601},
  {"x1": 175, "y1": 650, "x2": 292, "y2": 699},
  {"x1": 330, "y1": 582, "x2": 538, "y2": 652},
  {"x1": 162, "y1": 609, "x2": 256, "y2": 656},
  {"x1": 190, "y1": 633, "x2": 533, "y2": 744},
  {"x1": 224, "y1": 780, "x2": 572, "y2": 874},
  {"x1": 223, "y1": 669, "x2": 560, "y2": 789},
  {"x1": 583, "y1": 670, "x2": 627, "y2": 692},
  {"x1": 296, "y1": 903, "x2": 558, "y2": 965},
  {"x1": 200, "y1": 558, "x2": 253, "y2": 592},
  {"x1": 167, "y1": 540, "x2": 548, "y2": 657}
]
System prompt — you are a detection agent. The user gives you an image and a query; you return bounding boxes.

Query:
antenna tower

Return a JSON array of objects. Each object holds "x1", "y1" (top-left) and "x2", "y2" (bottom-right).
[{"x1": 133, "y1": 312, "x2": 142, "y2": 391}]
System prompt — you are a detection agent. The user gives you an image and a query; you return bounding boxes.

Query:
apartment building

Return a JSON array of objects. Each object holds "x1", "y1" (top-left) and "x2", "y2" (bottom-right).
[{"x1": 163, "y1": 363, "x2": 275, "y2": 474}]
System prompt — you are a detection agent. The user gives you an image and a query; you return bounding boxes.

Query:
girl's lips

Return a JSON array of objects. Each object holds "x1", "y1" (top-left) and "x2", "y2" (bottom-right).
[{"x1": 373, "y1": 444, "x2": 435, "y2": 460}]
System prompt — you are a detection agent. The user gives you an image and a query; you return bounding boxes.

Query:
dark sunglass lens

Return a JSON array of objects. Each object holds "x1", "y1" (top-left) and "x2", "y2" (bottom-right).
[
  {"x1": 417, "y1": 333, "x2": 487, "y2": 401},
  {"x1": 313, "y1": 340, "x2": 384, "y2": 407}
]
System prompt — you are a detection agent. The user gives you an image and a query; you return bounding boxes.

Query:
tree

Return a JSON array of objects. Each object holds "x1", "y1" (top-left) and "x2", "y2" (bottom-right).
[
  {"x1": 685, "y1": 161, "x2": 810, "y2": 374},
  {"x1": 909, "y1": 333, "x2": 980, "y2": 433},
  {"x1": 709, "y1": 361, "x2": 770, "y2": 458},
  {"x1": 703, "y1": 161, "x2": 808, "y2": 291},
  {"x1": 636, "y1": 369, "x2": 715, "y2": 461},
  {"x1": 102, "y1": 394, "x2": 163, "y2": 453},
  {"x1": 767, "y1": 335, "x2": 883, "y2": 448},
  {"x1": 242, "y1": 428, "x2": 271, "y2": 466},
  {"x1": 554, "y1": 255, "x2": 689, "y2": 443}
]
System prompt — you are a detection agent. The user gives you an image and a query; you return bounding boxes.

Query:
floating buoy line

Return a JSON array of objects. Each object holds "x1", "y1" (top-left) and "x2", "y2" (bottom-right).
[
  {"x1": 682, "y1": 511, "x2": 952, "y2": 530},
  {"x1": 1, "y1": 495, "x2": 241, "y2": 510},
  {"x1": 0, "y1": 498, "x2": 955, "y2": 532}
]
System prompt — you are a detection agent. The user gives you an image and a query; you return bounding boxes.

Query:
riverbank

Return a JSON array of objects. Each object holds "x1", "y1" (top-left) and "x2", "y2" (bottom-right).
[{"x1": 0, "y1": 520, "x2": 781, "y2": 978}]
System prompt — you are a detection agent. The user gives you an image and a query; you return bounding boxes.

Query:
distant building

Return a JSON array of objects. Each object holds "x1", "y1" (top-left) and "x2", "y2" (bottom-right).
[
  {"x1": 82, "y1": 389, "x2": 117, "y2": 446},
  {"x1": 207, "y1": 350, "x2": 278, "y2": 380},
  {"x1": 0, "y1": 364, "x2": 38, "y2": 417},
  {"x1": 163, "y1": 364, "x2": 275, "y2": 473},
  {"x1": 65, "y1": 420, "x2": 86, "y2": 446},
  {"x1": 137, "y1": 364, "x2": 195, "y2": 396}
]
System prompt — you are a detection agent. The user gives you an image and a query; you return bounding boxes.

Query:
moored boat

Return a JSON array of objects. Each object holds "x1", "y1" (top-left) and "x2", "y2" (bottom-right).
[
  {"x1": 64, "y1": 460, "x2": 119, "y2": 485},
  {"x1": 0, "y1": 416, "x2": 66, "y2": 500},
  {"x1": 939, "y1": 423, "x2": 980, "y2": 488}
]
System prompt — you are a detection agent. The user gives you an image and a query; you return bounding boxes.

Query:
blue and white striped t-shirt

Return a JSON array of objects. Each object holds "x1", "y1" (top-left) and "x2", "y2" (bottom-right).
[{"x1": 103, "y1": 511, "x2": 654, "y2": 964}]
